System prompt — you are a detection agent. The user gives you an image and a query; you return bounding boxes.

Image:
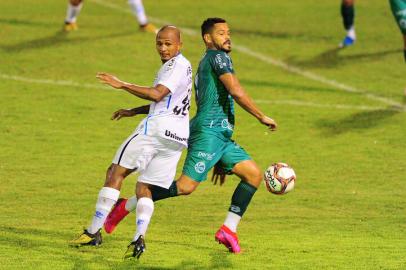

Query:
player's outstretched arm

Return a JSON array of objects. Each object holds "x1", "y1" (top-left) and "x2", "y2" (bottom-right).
[
  {"x1": 219, "y1": 73, "x2": 277, "y2": 131},
  {"x1": 96, "y1": 72, "x2": 170, "y2": 102},
  {"x1": 111, "y1": 105, "x2": 150, "y2": 121}
]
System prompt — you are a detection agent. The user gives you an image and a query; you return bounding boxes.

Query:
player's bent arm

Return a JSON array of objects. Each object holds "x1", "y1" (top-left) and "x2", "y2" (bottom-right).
[
  {"x1": 131, "y1": 105, "x2": 150, "y2": 114},
  {"x1": 219, "y1": 73, "x2": 265, "y2": 120},
  {"x1": 96, "y1": 72, "x2": 170, "y2": 102},
  {"x1": 121, "y1": 83, "x2": 170, "y2": 102},
  {"x1": 219, "y1": 73, "x2": 277, "y2": 130}
]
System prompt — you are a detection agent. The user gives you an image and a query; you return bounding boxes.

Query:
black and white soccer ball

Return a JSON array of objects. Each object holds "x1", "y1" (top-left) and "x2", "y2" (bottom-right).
[{"x1": 264, "y1": 162, "x2": 296, "y2": 195}]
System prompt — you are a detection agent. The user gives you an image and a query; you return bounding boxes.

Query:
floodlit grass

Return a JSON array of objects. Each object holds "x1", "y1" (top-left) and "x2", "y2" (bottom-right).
[{"x1": 0, "y1": 0, "x2": 405, "y2": 269}]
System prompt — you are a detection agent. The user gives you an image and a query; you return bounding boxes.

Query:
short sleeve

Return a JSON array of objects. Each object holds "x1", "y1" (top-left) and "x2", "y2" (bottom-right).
[
  {"x1": 209, "y1": 51, "x2": 234, "y2": 76},
  {"x1": 156, "y1": 59, "x2": 185, "y2": 94}
]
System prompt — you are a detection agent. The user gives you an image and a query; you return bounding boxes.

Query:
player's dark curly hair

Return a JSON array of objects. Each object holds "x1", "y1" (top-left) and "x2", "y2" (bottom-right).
[{"x1": 201, "y1": 17, "x2": 226, "y2": 38}]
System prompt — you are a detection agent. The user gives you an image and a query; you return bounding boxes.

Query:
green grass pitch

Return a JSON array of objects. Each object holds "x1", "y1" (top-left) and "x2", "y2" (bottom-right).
[{"x1": 0, "y1": 0, "x2": 405, "y2": 269}]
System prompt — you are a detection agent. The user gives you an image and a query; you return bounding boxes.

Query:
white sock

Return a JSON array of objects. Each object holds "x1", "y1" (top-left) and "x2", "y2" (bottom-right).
[
  {"x1": 223, "y1": 212, "x2": 241, "y2": 233},
  {"x1": 65, "y1": 2, "x2": 83, "y2": 23},
  {"x1": 128, "y1": 0, "x2": 148, "y2": 26},
  {"x1": 133, "y1": 197, "x2": 154, "y2": 241},
  {"x1": 125, "y1": 195, "x2": 138, "y2": 212},
  {"x1": 87, "y1": 187, "x2": 120, "y2": 234},
  {"x1": 347, "y1": 26, "x2": 356, "y2": 40}
]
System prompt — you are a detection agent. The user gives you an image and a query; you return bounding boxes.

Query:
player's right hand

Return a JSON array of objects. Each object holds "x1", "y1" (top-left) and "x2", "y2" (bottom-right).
[
  {"x1": 96, "y1": 72, "x2": 124, "y2": 89},
  {"x1": 211, "y1": 162, "x2": 226, "y2": 186},
  {"x1": 260, "y1": 116, "x2": 277, "y2": 131},
  {"x1": 111, "y1": 109, "x2": 136, "y2": 120}
]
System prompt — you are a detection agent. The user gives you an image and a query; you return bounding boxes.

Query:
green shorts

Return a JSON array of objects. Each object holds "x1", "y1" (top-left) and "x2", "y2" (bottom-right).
[
  {"x1": 390, "y1": 0, "x2": 406, "y2": 34},
  {"x1": 182, "y1": 133, "x2": 251, "y2": 182}
]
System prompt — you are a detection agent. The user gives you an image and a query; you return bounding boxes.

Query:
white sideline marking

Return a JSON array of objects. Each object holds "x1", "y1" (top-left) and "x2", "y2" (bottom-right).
[
  {"x1": 1, "y1": 73, "x2": 401, "y2": 112},
  {"x1": 89, "y1": 0, "x2": 404, "y2": 109}
]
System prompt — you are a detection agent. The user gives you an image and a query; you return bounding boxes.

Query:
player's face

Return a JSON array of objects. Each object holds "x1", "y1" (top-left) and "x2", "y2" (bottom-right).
[
  {"x1": 209, "y1": 23, "x2": 231, "y2": 53},
  {"x1": 156, "y1": 32, "x2": 181, "y2": 62}
]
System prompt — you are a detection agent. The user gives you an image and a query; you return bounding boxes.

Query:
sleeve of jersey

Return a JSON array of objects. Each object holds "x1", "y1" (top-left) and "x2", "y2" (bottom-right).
[
  {"x1": 209, "y1": 51, "x2": 234, "y2": 76},
  {"x1": 155, "y1": 61, "x2": 184, "y2": 94}
]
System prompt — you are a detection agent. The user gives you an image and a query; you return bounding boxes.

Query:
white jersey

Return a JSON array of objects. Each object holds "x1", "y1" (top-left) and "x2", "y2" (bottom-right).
[{"x1": 136, "y1": 53, "x2": 192, "y2": 147}]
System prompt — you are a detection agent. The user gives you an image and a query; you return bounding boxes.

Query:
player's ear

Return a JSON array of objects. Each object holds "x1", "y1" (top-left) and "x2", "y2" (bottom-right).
[{"x1": 203, "y1": 33, "x2": 212, "y2": 44}]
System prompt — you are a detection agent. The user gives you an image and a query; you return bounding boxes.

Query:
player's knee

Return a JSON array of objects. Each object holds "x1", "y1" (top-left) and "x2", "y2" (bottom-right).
[
  {"x1": 70, "y1": 0, "x2": 82, "y2": 6},
  {"x1": 342, "y1": 0, "x2": 354, "y2": 6},
  {"x1": 177, "y1": 183, "x2": 196, "y2": 195}
]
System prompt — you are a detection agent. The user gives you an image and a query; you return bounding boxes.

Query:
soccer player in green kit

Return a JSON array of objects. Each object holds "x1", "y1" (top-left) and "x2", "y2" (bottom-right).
[
  {"x1": 105, "y1": 17, "x2": 277, "y2": 257},
  {"x1": 389, "y1": 0, "x2": 406, "y2": 63}
]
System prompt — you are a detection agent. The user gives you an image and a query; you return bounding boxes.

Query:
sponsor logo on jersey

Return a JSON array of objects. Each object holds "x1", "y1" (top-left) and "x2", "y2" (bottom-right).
[
  {"x1": 215, "y1": 54, "x2": 227, "y2": 69},
  {"x1": 164, "y1": 130, "x2": 188, "y2": 142},
  {"x1": 195, "y1": 161, "x2": 206, "y2": 173},
  {"x1": 221, "y1": 119, "x2": 234, "y2": 131},
  {"x1": 198, "y1": 151, "x2": 216, "y2": 160}
]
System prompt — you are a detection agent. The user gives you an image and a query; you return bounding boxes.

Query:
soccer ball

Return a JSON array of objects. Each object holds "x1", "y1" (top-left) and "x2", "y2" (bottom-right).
[{"x1": 264, "y1": 162, "x2": 296, "y2": 195}]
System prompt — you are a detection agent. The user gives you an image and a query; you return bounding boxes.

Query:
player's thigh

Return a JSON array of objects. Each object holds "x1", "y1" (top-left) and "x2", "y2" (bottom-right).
[
  {"x1": 112, "y1": 133, "x2": 157, "y2": 171},
  {"x1": 182, "y1": 134, "x2": 225, "y2": 182},
  {"x1": 390, "y1": 0, "x2": 406, "y2": 35},
  {"x1": 220, "y1": 140, "x2": 251, "y2": 174},
  {"x1": 220, "y1": 141, "x2": 262, "y2": 187},
  {"x1": 138, "y1": 139, "x2": 184, "y2": 189}
]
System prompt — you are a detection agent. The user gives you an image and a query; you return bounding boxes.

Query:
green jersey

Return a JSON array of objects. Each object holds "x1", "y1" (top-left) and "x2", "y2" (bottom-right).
[{"x1": 190, "y1": 49, "x2": 235, "y2": 139}]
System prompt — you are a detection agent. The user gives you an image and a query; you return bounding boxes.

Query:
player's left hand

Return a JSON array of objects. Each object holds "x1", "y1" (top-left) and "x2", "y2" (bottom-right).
[
  {"x1": 259, "y1": 115, "x2": 277, "y2": 131},
  {"x1": 211, "y1": 162, "x2": 226, "y2": 186},
  {"x1": 96, "y1": 72, "x2": 124, "y2": 89}
]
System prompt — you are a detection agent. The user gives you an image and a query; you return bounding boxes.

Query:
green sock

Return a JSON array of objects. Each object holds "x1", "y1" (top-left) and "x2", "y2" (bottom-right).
[
  {"x1": 228, "y1": 181, "x2": 257, "y2": 217},
  {"x1": 403, "y1": 50, "x2": 406, "y2": 62},
  {"x1": 151, "y1": 181, "x2": 178, "y2": 202}
]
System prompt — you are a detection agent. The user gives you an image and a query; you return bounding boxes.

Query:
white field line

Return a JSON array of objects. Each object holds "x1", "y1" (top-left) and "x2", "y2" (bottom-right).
[
  {"x1": 0, "y1": 73, "x2": 109, "y2": 90},
  {"x1": 89, "y1": 0, "x2": 404, "y2": 109},
  {"x1": 0, "y1": 73, "x2": 401, "y2": 112}
]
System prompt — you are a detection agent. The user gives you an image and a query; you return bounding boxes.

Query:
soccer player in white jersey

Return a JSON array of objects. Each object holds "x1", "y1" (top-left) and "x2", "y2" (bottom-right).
[
  {"x1": 64, "y1": 0, "x2": 157, "y2": 33},
  {"x1": 69, "y1": 26, "x2": 192, "y2": 258}
]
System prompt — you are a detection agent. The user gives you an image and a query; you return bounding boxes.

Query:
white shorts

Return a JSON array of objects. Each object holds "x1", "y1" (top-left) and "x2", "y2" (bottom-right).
[{"x1": 112, "y1": 133, "x2": 185, "y2": 188}]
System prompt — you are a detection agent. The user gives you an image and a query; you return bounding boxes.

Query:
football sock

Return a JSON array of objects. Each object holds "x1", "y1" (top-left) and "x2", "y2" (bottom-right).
[
  {"x1": 125, "y1": 195, "x2": 138, "y2": 212},
  {"x1": 341, "y1": 3, "x2": 354, "y2": 31},
  {"x1": 223, "y1": 212, "x2": 242, "y2": 233},
  {"x1": 151, "y1": 181, "x2": 178, "y2": 201},
  {"x1": 404, "y1": 50, "x2": 406, "y2": 62},
  {"x1": 133, "y1": 197, "x2": 154, "y2": 241},
  {"x1": 128, "y1": 0, "x2": 148, "y2": 26},
  {"x1": 228, "y1": 181, "x2": 257, "y2": 217},
  {"x1": 65, "y1": 2, "x2": 83, "y2": 23},
  {"x1": 87, "y1": 187, "x2": 119, "y2": 234}
]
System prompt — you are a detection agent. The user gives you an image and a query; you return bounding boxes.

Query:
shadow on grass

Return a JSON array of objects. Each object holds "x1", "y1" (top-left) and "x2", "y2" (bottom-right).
[
  {"x1": 0, "y1": 225, "x2": 234, "y2": 269},
  {"x1": 0, "y1": 29, "x2": 134, "y2": 53},
  {"x1": 287, "y1": 47, "x2": 402, "y2": 69},
  {"x1": 316, "y1": 108, "x2": 400, "y2": 136},
  {"x1": 0, "y1": 18, "x2": 54, "y2": 28}
]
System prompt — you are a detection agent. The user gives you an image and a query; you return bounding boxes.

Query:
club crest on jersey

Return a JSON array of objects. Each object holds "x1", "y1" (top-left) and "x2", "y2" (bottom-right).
[
  {"x1": 165, "y1": 58, "x2": 176, "y2": 71},
  {"x1": 194, "y1": 161, "x2": 206, "y2": 173}
]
